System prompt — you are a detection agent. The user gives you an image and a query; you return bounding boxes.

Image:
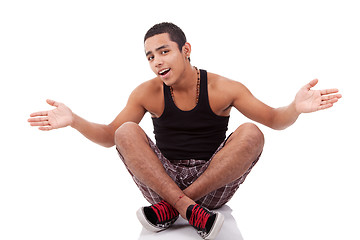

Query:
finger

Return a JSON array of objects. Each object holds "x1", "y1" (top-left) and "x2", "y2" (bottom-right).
[
  {"x1": 30, "y1": 120, "x2": 50, "y2": 127},
  {"x1": 318, "y1": 103, "x2": 333, "y2": 111},
  {"x1": 320, "y1": 98, "x2": 338, "y2": 105},
  {"x1": 28, "y1": 116, "x2": 48, "y2": 122},
  {"x1": 39, "y1": 126, "x2": 53, "y2": 131},
  {"x1": 321, "y1": 94, "x2": 342, "y2": 101},
  {"x1": 321, "y1": 93, "x2": 342, "y2": 103},
  {"x1": 320, "y1": 88, "x2": 339, "y2": 95},
  {"x1": 46, "y1": 99, "x2": 59, "y2": 107},
  {"x1": 30, "y1": 111, "x2": 48, "y2": 117},
  {"x1": 305, "y1": 79, "x2": 318, "y2": 90}
]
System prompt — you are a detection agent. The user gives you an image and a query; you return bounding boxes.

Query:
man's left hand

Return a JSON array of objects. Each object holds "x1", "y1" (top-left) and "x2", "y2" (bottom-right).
[{"x1": 295, "y1": 79, "x2": 342, "y2": 113}]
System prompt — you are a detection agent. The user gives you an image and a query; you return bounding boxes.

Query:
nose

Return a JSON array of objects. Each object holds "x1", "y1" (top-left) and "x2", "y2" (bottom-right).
[{"x1": 154, "y1": 55, "x2": 163, "y2": 68}]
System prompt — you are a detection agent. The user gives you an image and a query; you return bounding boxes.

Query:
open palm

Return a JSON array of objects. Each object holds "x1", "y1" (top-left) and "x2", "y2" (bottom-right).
[
  {"x1": 28, "y1": 99, "x2": 73, "y2": 131},
  {"x1": 295, "y1": 79, "x2": 342, "y2": 113}
]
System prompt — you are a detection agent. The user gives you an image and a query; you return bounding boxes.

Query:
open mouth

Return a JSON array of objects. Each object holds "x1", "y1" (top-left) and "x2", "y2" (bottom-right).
[{"x1": 159, "y1": 68, "x2": 171, "y2": 76}]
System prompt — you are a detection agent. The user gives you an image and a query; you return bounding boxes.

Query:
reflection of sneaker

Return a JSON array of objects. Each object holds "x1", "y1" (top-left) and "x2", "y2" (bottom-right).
[
  {"x1": 136, "y1": 200, "x2": 179, "y2": 232},
  {"x1": 186, "y1": 204, "x2": 224, "y2": 240}
]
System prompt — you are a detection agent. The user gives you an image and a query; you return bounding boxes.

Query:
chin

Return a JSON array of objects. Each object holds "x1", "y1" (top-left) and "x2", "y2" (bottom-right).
[
  {"x1": 160, "y1": 74, "x2": 176, "y2": 86},
  {"x1": 163, "y1": 80, "x2": 175, "y2": 86}
]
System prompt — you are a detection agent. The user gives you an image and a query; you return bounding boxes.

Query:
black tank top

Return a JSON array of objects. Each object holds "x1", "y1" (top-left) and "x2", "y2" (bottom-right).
[{"x1": 152, "y1": 69, "x2": 230, "y2": 161}]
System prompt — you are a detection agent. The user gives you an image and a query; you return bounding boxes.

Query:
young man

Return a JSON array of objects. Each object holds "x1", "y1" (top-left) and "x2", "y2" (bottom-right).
[{"x1": 28, "y1": 22, "x2": 341, "y2": 239}]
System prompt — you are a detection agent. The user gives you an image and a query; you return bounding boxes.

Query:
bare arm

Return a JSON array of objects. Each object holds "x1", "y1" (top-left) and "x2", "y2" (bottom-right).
[
  {"x1": 267, "y1": 101, "x2": 300, "y2": 130},
  {"x1": 69, "y1": 113, "x2": 117, "y2": 148},
  {"x1": 232, "y1": 79, "x2": 341, "y2": 130},
  {"x1": 28, "y1": 88, "x2": 147, "y2": 147}
]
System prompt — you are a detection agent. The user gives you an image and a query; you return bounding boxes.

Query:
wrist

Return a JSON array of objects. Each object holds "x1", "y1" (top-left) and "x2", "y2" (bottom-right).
[
  {"x1": 70, "y1": 113, "x2": 78, "y2": 129},
  {"x1": 292, "y1": 99, "x2": 302, "y2": 115}
]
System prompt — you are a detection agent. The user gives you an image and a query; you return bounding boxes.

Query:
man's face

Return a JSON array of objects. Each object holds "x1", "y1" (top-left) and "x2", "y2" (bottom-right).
[{"x1": 144, "y1": 33, "x2": 187, "y2": 86}]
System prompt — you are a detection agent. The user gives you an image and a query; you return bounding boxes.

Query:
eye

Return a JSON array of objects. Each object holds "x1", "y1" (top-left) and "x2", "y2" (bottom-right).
[
  {"x1": 161, "y1": 50, "x2": 169, "y2": 54},
  {"x1": 147, "y1": 55, "x2": 154, "y2": 61}
]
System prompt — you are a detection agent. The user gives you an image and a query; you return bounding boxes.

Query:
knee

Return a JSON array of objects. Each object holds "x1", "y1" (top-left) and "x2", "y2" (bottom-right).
[
  {"x1": 234, "y1": 123, "x2": 265, "y2": 151},
  {"x1": 114, "y1": 122, "x2": 145, "y2": 149}
]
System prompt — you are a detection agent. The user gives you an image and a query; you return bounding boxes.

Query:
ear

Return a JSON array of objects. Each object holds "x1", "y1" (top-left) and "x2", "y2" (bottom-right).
[{"x1": 182, "y1": 42, "x2": 192, "y2": 57}]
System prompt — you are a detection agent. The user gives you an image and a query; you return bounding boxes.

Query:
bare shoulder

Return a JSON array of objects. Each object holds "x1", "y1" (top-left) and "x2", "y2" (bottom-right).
[
  {"x1": 207, "y1": 72, "x2": 248, "y2": 100},
  {"x1": 206, "y1": 72, "x2": 247, "y2": 115},
  {"x1": 132, "y1": 77, "x2": 162, "y2": 96},
  {"x1": 130, "y1": 77, "x2": 164, "y2": 117},
  {"x1": 129, "y1": 77, "x2": 162, "y2": 105}
]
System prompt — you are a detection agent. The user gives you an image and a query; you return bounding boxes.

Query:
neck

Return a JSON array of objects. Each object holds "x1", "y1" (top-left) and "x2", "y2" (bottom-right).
[{"x1": 171, "y1": 65, "x2": 198, "y2": 92}]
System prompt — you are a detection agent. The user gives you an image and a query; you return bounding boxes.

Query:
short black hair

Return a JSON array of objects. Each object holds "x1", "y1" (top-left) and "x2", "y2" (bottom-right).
[{"x1": 144, "y1": 22, "x2": 187, "y2": 51}]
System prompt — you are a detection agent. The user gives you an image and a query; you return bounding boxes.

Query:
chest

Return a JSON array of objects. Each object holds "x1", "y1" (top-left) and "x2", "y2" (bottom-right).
[{"x1": 147, "y1": 85, "x2": 232, "y2": 118}]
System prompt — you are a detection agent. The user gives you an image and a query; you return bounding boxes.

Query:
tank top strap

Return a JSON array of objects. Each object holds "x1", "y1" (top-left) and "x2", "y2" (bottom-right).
[
  {"x1": 197, "y1": 69, "x2": 210, "y2": 110},
  {"x1": 161, "y1": 81, "x2": 175, "y2": 116}
]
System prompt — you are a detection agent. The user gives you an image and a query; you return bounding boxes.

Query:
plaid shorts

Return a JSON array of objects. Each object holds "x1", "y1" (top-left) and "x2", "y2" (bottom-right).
[{"x1": 117, "y1": 134, "x2": 260, "y2": 210}]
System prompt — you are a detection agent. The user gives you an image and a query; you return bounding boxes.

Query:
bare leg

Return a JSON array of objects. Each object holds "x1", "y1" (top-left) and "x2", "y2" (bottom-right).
[
  {"x1": 115, "y1": 122, "x2": 194, "y2": 218},
  {"x1": 182, "y1": 122, "x2": 264, "y2": 202},
  {"x1": 115, "y1": 122, "x2": 263, "y2": 218}
]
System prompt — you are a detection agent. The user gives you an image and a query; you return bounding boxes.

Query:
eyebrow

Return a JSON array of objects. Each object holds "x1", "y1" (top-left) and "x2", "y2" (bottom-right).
[{"x1": 145, "y1": 45, "x2": 170, "y2": 56}]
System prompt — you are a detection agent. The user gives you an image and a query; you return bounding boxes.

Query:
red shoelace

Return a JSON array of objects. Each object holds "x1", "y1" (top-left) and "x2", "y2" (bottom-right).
[
  {"x1": 188, "y1": 204, "x2": 210, "y2": 230},
  {"x1": 151, "y1": 200, "x2": 179, "y2": 222}
]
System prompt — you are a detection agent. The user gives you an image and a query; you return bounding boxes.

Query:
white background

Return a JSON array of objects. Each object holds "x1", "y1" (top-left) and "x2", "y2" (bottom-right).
[{"x1": 1, "y1": 0, "x2": 359, "y2": 239}]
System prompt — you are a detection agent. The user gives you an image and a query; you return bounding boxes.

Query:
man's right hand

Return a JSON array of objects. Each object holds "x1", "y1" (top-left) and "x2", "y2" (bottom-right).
[{"x1": 28, "y1": 99, "x2": 73, "y2": 131}]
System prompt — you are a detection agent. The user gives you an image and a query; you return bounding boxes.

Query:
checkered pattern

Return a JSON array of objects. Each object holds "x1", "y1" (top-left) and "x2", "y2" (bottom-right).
[{"x1": 117, "y1": 134, "x2": 260, "y2": 210}]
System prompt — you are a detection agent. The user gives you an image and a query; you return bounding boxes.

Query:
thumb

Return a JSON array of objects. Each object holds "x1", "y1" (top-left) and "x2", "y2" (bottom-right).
[
  {"x1": 46, "y1": 99, "x2": 59, "y2": 107},
  {"x1": 304, "y1": 79, "x2": 318, "y2": 90}
]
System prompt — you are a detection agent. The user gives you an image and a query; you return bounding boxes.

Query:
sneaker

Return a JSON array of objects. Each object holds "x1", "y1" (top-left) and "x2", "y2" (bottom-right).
[
  {"x1": 186, "y1": 204, "x2": 224, "y2": 240},
  {"x1": 136, "y1": 200, "x2": 179, "y2": 232}
]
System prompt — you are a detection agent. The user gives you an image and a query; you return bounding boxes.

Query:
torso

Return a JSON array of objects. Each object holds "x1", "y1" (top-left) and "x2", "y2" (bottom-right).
[{"x1": 151, "y1": 69, "x2": 230, "y2": 161}]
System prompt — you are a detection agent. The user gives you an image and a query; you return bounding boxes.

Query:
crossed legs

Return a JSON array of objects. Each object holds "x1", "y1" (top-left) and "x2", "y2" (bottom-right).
[{"x1": 115, "y1": 122, "x2": 264, "y2": 219}]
